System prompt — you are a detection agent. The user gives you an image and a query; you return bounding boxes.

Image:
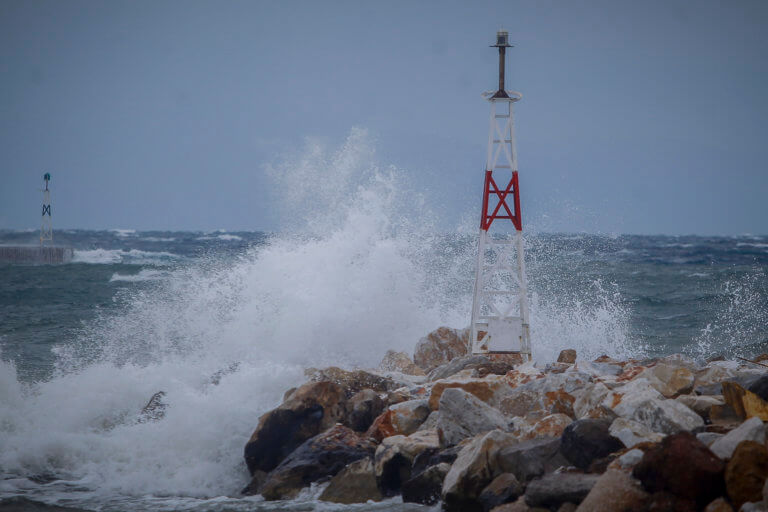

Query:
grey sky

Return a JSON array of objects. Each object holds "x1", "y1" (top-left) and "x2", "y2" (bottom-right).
[{"x1": 1, "y1": 0, "x2": 766, "y2": 235}]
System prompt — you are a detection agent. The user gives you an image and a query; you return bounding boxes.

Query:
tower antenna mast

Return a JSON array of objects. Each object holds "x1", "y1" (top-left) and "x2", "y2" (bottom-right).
[
  {"x1": 469, "y1": 31, "x2": 531, "y2": 359},
  {"x1": 40, "y1": 173, "x2": 53, "y2": 246}
]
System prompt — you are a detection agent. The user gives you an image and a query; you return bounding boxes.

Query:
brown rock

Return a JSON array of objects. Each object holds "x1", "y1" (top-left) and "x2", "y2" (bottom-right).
[
  {"x1": 243, "y1": 381, "x2": 346, "y2": 474},
  {"x1": 260, "y1": 424, "x2": 376, "y2": 500},
  {"x1": 645, "y1": 491, "x2": 696, "y2": 512},
  {"x1": 632, "y1": 431, "x2": 725, "y2": 509},
  {"x1": 725, "y1": 440, "x2": 768, "y2": 510},
  {"x1": 305, "y1": 367, "x2": 399, "y2": 397},
  {"x1": 575, "y1": 468, "x2": 650, "y2": 512},
  {"x1": 375, "y1": 429, "x2": 440, "y2": 495},
  {"x1": 413, "y1": 326, "x2": 469, "y2": 372},
  {"x1": 755, "y1": 353, "x2": 768, "y2": 363},
  {"x1": 346, "y1": 388, "x2": 385, "y2": 432},
  {"x1": 516, "y1": 413, "x2": 573, "y2": 440},
  {"x1": 558, "y1": 349, "x2": 577, "y2": 364},
  {"x1": 722, "y1": 381, "x2": 768, "y2": 421},
  {"x1": 703, "y1": 497, "x2": 734, "y2": 512},
  {"x1": 429, "y1": 377, "x2": 512, "y2": 410},
  {"x1": 479, "y1": 473, "x2": 524, "y2": 511},
  {"x1": 491, "y1": 496, "x2": 534, "y2": 512},
  {"x1": 378, "y1": 350, "x2": 426, "y2": 376},
  {"x1": 638, "y1": 363, "x2": 695, "y2": 398},
  {"x1": 318, "y1": 457, "x2": 383, "y2": 504}
]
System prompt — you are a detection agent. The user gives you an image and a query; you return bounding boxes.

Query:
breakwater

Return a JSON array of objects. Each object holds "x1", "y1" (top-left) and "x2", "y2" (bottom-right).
[{"x1": 0, "y1": 246, "x2": 73, "y2": 264}]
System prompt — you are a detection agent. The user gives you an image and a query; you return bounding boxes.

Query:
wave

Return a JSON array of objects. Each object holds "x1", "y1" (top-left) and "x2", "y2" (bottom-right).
[
  {"x1": 109, "y1": 270, "x2": 169, "y2": 283},
  {"x1": 72, "y1": 249, "x2": 180, "y2": 265}
]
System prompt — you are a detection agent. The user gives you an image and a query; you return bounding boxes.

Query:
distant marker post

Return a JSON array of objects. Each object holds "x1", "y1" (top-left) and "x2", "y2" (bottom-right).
[
  {"x1": 40, "y1": 173, "x2": 53, "y2": 247},
  {"x1": 469, "y1": 31, "x2": 531, "y2": 359}
]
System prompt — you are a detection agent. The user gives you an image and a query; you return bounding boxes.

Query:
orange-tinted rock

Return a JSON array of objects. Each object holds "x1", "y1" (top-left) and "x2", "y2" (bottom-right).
[
  {"x1": 517, "y1": 413, "x2": 573, "y2": 440},
  {"x1": 428, "y1": 377, "x2": 511, "y2": 410},
  {"x1": 305, "y1": 367, "x2": 398, "y2": 398},
  {"x1": 722, "y1": 381, "x2": 768, "y2": 421},
  {"x1": 558, "y1": 349, "x2": 577, "y2": 364},
  {"x1": 378, "y1": 350, "x2": 426, "y2": 376},
  {"x1": 725, "y1": 440, "x2": 768, "y2": 510},
  {"x1": 413, "y1": 326, "x2": 469, "y2": 372}
]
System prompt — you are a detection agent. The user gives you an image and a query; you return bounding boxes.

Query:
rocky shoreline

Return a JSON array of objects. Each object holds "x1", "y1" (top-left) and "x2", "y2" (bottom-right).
[{"x1": 241, "y1": 327, "x2": 768, "y2": 511}]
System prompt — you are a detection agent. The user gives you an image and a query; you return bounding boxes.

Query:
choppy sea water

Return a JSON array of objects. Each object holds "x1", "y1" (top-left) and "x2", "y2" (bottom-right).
[{"x1": 1, "y1": 133, "x2": 766, "y2": 511}]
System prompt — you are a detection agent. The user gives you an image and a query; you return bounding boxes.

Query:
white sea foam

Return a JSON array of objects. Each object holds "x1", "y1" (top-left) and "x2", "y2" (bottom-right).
[
  {"x1": 73, "y1": 249, "x2": 180, "y2": 265},
  {"x1": 110, "y1": 229, "x2": 137, "y2": 237},
  {"x1": 0, "y1": 128, "x2": 638, "y2": 508},
  {"x1": 110, "y1": 269, "x2": 169, "y2": 283}
]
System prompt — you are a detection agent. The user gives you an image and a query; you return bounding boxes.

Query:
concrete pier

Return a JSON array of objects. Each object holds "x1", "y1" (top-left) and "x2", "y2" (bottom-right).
[{"x1": 0, "y1": 246, "x2": 74, "y2": 264}]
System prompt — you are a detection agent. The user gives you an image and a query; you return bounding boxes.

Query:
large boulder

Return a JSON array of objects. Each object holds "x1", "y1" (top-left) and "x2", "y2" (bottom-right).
[
  {"x1": 722, "y1": 381, "x2": 768, "y2": 421},
  {"x1": 632, "y1": 431, "x2": 725, "y2": 509},
  {"x1": 560, "y1": 419, "x2": 624, "y2": 470},
  {"x1": 318, "y1": 457, "x2": 383, "y2": 504},
  {"x1": 575, "y1": 469, "x2": 650, "y2": 512},
  {"x1": 374, "y1": 429, "x2": 440, "y2": 495},
  {"x1": 429, "y1": 354, "x2": 492, "y2": 381},
  {"x1": 558, "y1": 349, "x2": 577, "y2": 364},
  {"x1": 630, "y1": 397, "x2": 704, "y2": 434},
  {"x1": 637, "y1": 363, "x2": 694, "y2": 398},
  {"x1": 524, "y1": 473, "x2": 599, "y2": 509},
  {"x1": 244, "y1": 381, "x2": 346, "y2": 474},
  {"x1": 346, "y1": 388, "x2": 385, "y2": 432},
  {"x1": 401, "y1": 462, "x2": 451, "y2": 505},
  {"x1": 305, "y1": 367, "x2": 400, "y2": 397},
  {"x1": 413, "y1": 326, "x2": 469, "y2": 372},
  {"x1": 378, "y1": 350, "x2": 426, "y2": 376},
  {"x1": 725, "y1": 440, "x2": 768, "y2": 510},
  {"x1": 609, "y1": 417, "x2": 664, "y2": 448},
  {"x1": 499, "y1": 371, "x2": 592, "y2": 420},
  {"x1": 260, "y1": 424, "x2": 376, "y2": 500},
  {"x1": 442, "y1": 430, "x2": 518, "y2": 512},
  {"x1": 514, "y1": 413, "x2": 573, "y2": 441},
  {"x1": 437, "y1": 387, "x2": 510, "y2": 447},
  {"x1": 572, "y1": 382, "x2": 615, "y2": 421},
  {"x1": 675, "y1": 394, "x2": 725, "y2": 422},
  {"x1": 710, "y1": 416, "x2": 766, "y2": 460}
]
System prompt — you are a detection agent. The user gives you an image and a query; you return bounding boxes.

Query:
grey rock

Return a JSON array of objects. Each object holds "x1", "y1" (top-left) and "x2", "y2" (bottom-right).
[
  {"x1": 697, "y1": 432, "x2": 725, "y2": 447},
  {"x1": 631, "y1": 398, "x2": 704, "y2": 434},
  {"x1": 609, "y1": 417, "x2": 664, "y2": 448},
  {"x1": 437, "y1": 387, "x2": 510, "y2": 447},
  {"x1": 561, "y1": 419, "x2": 623, "y2": 470},
  {"x1": 497, "y1": 437, "x2": 569, "y2": 483},
  {"x1": 479, "y1": 473, "x2": 524, "y2": 512},
  {"x1": 318, "y1": 457, "x2": 383, "y2": 504},
  {"x1": 417, "y1": 410, "x2": 440, "y2": 432},
  {"x1": 374, "y1": 429, "x2": 440, "y2": 495},
  {"x1": 525, "y1": 473, "x2": 599, "y2": 509},
  {"x1": 401, "y1": 462, "x2": 451, "y2": 505},
  {"x1": 711, "y1": 416, "x2": 766, "y2": 460},
  {"x1": 429, "y1": 355, "x2": 491, "y2": 381},
  {"x1": 346, "y1": 388, "x2": 385, "y2": 432}
]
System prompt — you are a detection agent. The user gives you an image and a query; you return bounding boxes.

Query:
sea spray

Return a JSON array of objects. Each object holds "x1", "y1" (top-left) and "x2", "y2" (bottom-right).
[{"x1": 0, "y1": 128, "x2": 640, "y2": 507}]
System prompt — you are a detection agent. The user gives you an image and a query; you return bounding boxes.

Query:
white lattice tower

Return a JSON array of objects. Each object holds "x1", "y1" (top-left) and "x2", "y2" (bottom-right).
[
  {"x1": 470, "y1": 31, "x2": 531, "y2": 359},
  {"x1": 40, "y1": 173, "x2": 53, "y2": 246}
]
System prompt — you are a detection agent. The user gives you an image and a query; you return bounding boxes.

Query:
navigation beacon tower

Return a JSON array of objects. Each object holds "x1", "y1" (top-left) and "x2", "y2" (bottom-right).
[
  {"x1": 469, "y1": 31, "x2": 531, "y2": 359},
  {"x1": 40, "y1": 173, "x2": 53, "y2": 246}
]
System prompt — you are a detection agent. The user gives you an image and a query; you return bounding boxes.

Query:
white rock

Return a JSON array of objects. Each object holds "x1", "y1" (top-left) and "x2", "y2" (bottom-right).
[
  {"x1": 630, "y1": 398, "x2": 704, "y2": 434},
  {"x1": 710, "y1": 416, "x2": 766, "y2": 460},
  {"x1": 609, "y1": 417, "x2": 664, "y2": 448},
  {"x1": 574, "y1": 382, "x2": 612, "y2": 420},
  {"x1": 638, "y1": 363, "x2": 695, "y2": 398},
  {"x1": 604, "y1": 378, "x2": 663, "y2": 418},
  {"x1": 437, "y1": 387, "x2": 509, "y2": 447},
  {"x1": 616, "y1": 448, "x2": 645, "y2": 469},
  {"x1": 696, "y1": 432, "x2": 723, "y2": 447}
]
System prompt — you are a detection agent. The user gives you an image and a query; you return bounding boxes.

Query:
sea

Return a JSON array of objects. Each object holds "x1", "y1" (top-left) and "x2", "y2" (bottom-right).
[{"x1": 1, "y1": 138, "x2": 767, "y2": 511}]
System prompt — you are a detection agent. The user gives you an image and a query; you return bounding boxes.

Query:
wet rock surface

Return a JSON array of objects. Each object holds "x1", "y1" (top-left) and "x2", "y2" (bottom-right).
[
  {"x1": 401, "y1": 462, "x2": 451, "y2": 505},
  {"x1": 318, "y1": 457, "x2": 383, "y2": 504},
  {"x1": 560, "y1": 419, "x2": 623, "y2": 470}
]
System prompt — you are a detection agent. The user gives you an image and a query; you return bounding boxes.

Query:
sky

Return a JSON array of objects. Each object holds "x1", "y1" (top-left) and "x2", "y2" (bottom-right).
[{"x1": 1, "y1": 0, "x2": 767, "y2": 235}]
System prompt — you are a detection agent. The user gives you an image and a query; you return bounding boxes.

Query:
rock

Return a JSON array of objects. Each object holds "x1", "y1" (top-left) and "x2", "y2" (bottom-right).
[
  {"x1": 573, "y1": 382, "x2": 615, "y2": 420},
  {"x1": 378, "y1": 350, "x2": 425, "y2": 376},
  {"x1": 260, "y1": 424, "x2": 376, "y2": 500},
  {"x1": 318, "y1": 457, "x2": 383, "y2": 504},
  {"x1": 389, "y1": 399, "x2": 431, "y2": 435},
  {"x1": 491, "y1": 497, "x2": 534, "y2": 512},
  {"x1": 472, "y1": 361, "x2": 517, "y2": 378},
  {"x1": 632, "y1": 431, "x2": 725, "y2": 509},
  {"x1": 138, "y1": 391, "x2": 167, "y2": 423},
  {"x1": 417, "y1": 410, "x2": 440, "y2": 432},
  {"x1": 241, "y1": 469, "x2": 268, "y2": 495},
  {"x1": 696, "y1": 364, "x2": 738, "y2": 389},
  {"x1": 561, "y1": 419, "x2": 624, "y2": 470},
  {"x1": 698, "y1": 432, "x2": 725, "y2": 447},
  {"x1": 244, "y1": 381, "x2": 347, "y2": 474},
  {"x1": 630, "y1": 397, "x2": 704, "y2": 434},
  {"x1": 711, "y1": 417, "x2": 766, "y2": 460},
  {"x1": 558, "y1": 349, "x2": 577, "y2": 364},
  {"x1": 413, "y1": 326, "x2": 469, "y2": 372},
  {"x1": 676, "y1": 394, "x2": 725, "y2": 421},
  {"x1": 740, "y1": 502, "x2": 768, "y2": 512},
  {"x1": 703, "y1": 497, "x2": 734, "y2": 512},
  {"x1": 516, "y1": 414, "x2": 573, "y2": 441},
  {"x1": 437, "y1": 388, "x2": 510, "y2": 447},
  {"x1": 749, "y1": 375, "x2": 768, "y2": 402},
  {"x1": 525, "y1": 473, "x2": 599, "y2": 509},
  {"x1": 723, "y1": 382, "x2": 768, "y2": 421},
  {"x1": 497, "y1": 437, "x2": 569, "y2": 483},
  {"x1": 442, "y1": 430, "x2": 520, "y2": 512},
  {"x1": 429, "y1": 375, "x2": 513, "y2": 410},
  {"x1": 346, "y1": 389, "x2": 385, "y2": 432},
  {"x1": 615, "y1": 448, "x2": 645, "y2": 469},
  {"x1": 305, "y1": 367, "x2": 399, "y2": 397},
  {"x1": 575, "y1": 468, "x2": 650, "y2": 512},
  {"x1": 429, "y1": 354, "x2": 492, "y2": 381},
  {"x1": 374, "y1": 429, "x2": 440, "y2": 495},
  {"x1": 725, "y1": 440, "x2": 768, "y2": 510},
  {"x1": 609, "y1": 417, "x2": 664, "y2": 448},
  {"x1": 603, "y1": 378, "x2": 663, "y2": 418},
  {"x1": 637, "y1": 363, "x2": 695, "y2": 397},
  {"x1": 500, "y1": 372, "x2": 592, "y2": 420},
  {"x1": 479, "y1": 473, "x2": 524, "y2": 512},
  {"x1": 401, "y1": 462, "x2": 451, "y2": 505},
  {"x1": 645, "y1": 491, "x2": 696, "y2": 512}
]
